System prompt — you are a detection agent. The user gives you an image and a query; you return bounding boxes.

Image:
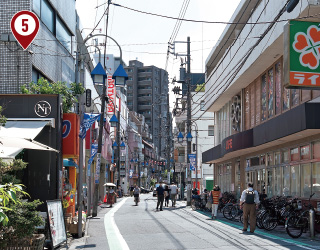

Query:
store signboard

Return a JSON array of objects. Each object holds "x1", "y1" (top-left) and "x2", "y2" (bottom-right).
[
  {"x1": 46, "y1": 200, "x2": 67, "y2": 248},
  {"x1": 284, "y1": 20, "x2": 320, "y2": 88},
  {"x1": 62, "y1": 113, "x2": 79, "y2": 158},
  {"x1": 106, "y1": 75, "x2": 116, "y2": 114}
]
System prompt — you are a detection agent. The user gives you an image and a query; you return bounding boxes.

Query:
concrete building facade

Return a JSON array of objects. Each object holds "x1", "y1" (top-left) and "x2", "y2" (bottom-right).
[{"x1": 124, "y1": 60, "x2": 170, "y2": 160}]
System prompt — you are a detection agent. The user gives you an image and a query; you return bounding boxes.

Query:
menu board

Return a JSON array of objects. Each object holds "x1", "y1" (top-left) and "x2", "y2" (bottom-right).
[{"x1": 46, "y1": 200, "x2": 67, "y2": 248}]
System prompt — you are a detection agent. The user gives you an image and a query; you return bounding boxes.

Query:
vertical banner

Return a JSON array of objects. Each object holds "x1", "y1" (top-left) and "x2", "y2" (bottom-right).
[
  {"x1": 87, "y1": 144, "x2": 98, "y2": 176},
  {"x1": 188, "y1": 154, "x2": 196, "y2": 171},
  {"x1": 129, "y1": 169, "x2": 133, "y2": 178},
  {"x1": 95, "y1": 153, "x2": 101, "y2": 184},
  {"x1": 107, "y1": 75, "x2": 116, "y2": 114}
]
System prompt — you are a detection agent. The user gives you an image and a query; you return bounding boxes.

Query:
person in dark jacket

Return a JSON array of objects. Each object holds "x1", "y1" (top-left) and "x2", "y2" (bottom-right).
[{"x1": 156, "y1": 183, "x2": 165, "y2": 211}]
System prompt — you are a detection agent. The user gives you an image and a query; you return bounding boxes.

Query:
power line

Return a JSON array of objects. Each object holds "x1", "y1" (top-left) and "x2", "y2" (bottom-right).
[
  {"x1": 190, "y1": 0, "x2": 270, "y2": 112},
  {"x1": 192, "y1": 1, "x2": 288, "y2": 123},
  {"x1": 111, "y1": 2, "x2": 319, "y2": 25}
]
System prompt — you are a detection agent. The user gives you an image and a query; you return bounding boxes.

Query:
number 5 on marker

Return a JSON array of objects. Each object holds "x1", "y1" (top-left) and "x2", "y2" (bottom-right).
[{"x1": 10, "y1": 11, "x2": 39, "y2": 50}]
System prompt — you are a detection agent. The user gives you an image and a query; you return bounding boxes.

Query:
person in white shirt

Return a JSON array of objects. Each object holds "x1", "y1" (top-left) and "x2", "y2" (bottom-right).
[
  {"x1": 239, "y1": 182, "x2": 260, "y2": 233},
  {"x1": 170, "y1": 182, "x2": 178, "y2": 207}
]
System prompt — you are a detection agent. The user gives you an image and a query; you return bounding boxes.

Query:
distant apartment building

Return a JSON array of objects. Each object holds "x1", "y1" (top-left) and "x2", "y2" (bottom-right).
[{"x1": 124, "y1": 60, "x2": 171, "y2": 160}]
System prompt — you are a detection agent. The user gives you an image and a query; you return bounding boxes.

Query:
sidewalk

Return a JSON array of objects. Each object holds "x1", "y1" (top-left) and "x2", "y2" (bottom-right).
[
  {"x1": 58, "y1": 199, "x2": 124, "y2": 250},
  {"x1": 196, "y1": 208, "x2": 320, "y2": 249}
]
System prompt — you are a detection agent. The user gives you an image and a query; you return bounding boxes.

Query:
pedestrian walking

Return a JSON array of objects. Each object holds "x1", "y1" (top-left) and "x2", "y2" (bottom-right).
[
  {"x1": 210, "y1": 185, "x2": 221, "y2": 219},
  {"x1": 170, "y1": 182, "x2": 178, "y2": 207},
  {"x1": 133, "y1": 185, "x2": 140, "y2": 205},
  {"x1": 164, "y1": 185, "x2": 170, "y2": 207},
  {"x1": 156, "y1": 183, "x2": 165, "y2": 211},
  {"x1": 107, "y1": 187, "x2": 115, "y2": 208},
  {"x1": 240, "y1": 182, "x2": 260, "y2": 233},
  {"x1": 129, "y1": 185, "x2": 134, "y2": 197}
]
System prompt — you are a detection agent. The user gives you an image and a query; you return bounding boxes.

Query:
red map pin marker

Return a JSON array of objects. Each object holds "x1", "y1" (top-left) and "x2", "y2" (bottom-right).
[{"x1": 10, "y1": 11, "x2": 40, "y2": 50}]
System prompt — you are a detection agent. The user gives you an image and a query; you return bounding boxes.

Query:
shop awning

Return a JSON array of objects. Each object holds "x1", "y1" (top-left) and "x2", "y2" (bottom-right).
[{"x1": 0, "y1": 120, "x2": 58, "y2": 159}]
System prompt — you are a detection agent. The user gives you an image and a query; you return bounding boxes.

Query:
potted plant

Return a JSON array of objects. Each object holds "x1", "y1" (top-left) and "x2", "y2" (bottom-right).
[{"x1": 0, "y1": 184, "x2": 45, "y2": 249}]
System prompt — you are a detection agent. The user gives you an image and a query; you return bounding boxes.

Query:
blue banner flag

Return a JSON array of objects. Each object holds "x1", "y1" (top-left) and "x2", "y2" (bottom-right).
[
  {"x1": 188, "y1": 154, "x2": 196, "y2": 171},
  {"x1": 79, "y1": 113, "x2": 101, "y2": 139},
  {"x1": 129, "y1": 169, "x2": 134, "y2": 178},
  {"x1": 87, "y1": 144, "x2": 98, "y2": 176}
]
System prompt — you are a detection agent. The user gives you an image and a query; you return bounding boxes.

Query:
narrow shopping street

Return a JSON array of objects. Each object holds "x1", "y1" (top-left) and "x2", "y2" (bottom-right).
[{"x1": 63, "y1": 194, "x2": 320, "y2": 250}]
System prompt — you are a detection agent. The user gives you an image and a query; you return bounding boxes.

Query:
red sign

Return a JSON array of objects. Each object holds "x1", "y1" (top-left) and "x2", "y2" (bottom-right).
[
  {"x1": 62, "y1": 113, "x2": 79, "y2": 158},
  {"x1": 107, "y1": 75, "x2": 116, "y2": 114},
  {"x1": 10, "y1": 11, "x2": 40, "y2": 50},
  {"x1": 226, "y1": 139, "x2": 233, "y2": 150}
]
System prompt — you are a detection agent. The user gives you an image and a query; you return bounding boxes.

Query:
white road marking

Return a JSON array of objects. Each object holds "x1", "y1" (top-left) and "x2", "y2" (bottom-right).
[{"x1": 104, "y1": 198, "x2": 130, "y2": 250}]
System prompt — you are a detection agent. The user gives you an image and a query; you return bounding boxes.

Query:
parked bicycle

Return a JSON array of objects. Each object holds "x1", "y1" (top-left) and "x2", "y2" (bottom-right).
[{"x1": 285, "y1": 193, "x2": 320, "y2": 238}]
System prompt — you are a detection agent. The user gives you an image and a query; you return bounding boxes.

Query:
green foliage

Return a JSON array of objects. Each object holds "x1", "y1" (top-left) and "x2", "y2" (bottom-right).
[
  {"x1": 21, "y1": 78, "x2": 85, "y2": 113},
  {"x1": 0, "y1": 106, "x2": 7, "y2": 126},
  {"x1": 0, "y1": 183, "x2": 29, "y2": 226},
  {"x1": 195, "y1": 83, "x2": 205, "y2": 92},
  {"x1": 0, "y1": 159, "x2": 27, "y2": 177},
  {"x1": 150, "y1": 178, "x2": 156, "y2": 187},
  {"x1": 0, "y1": 199, "x2": 43, "y2": 244}
]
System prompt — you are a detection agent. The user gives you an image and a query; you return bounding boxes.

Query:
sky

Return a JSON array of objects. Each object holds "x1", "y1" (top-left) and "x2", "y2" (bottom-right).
[{"x1": 76, "y1": 0, "x2": 241, "y2": 108}]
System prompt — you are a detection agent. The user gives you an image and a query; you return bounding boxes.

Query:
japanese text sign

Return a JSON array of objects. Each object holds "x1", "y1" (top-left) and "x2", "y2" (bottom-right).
[{"x1": 284, "y1": 20, "x2": 320, "y2": 88}]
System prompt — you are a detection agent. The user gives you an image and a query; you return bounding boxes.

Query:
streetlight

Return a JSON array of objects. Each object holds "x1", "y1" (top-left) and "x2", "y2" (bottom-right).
[
  {"x1": 112, "y1": 141, "x2": 118, "y2": 149},
  {"x1": 90, "y1": 53, "x2": 128, "y2": 218},
  {"x1": 120, "y1": 141, "x2": 126, "y2": 150},
  {"x1": 186, "y1": 132, "x2": 193, "y2": 142},
  {"x1": 109, "y1": 114, "x2": 118, "y2": 128},
  {"x1": 177, "y1": 132, "x2": 184, "y2": 143}
]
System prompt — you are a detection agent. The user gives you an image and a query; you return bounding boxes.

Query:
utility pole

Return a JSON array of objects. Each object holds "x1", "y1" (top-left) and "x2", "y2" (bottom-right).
[
  {"x1": 186, "y1": 37, "x2": 191, "y2": 206},
  {"x1": 92, "y1": 0, "x2": 111, "y2": 218}
]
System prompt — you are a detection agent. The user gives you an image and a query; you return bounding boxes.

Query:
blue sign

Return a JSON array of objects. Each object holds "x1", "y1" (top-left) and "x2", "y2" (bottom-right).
[
  {"x1": 188, "y1": 154, "x2": 196, "y2": 171},
  {"x1": 129, "y1": 169, "x2": 134, "y2": 178},
  {"x1": 79, "y1": 113, "x2": 101, "y2": 139},
  {"x1": 87, "y1": 144, "x2": 98, "y2": 176},
  {"x1": 62, "y1": 120, "x2": 71, "y2": 138}
]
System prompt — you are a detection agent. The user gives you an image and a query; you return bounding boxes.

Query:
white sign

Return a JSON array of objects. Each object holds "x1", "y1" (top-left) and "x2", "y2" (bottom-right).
[{"x1": 46, "y1": 200, "x2": 67, "y2": 248}]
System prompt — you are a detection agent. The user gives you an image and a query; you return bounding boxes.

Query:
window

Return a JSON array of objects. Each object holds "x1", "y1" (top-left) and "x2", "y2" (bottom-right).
[
  {"x1": 127, "y1": 69, "x2": 133, "y2": 73},
  {"x1": 128, "y1": 86, "x2": 133, "y2": 90},
  {"x1": 200, "y1": 100, "x2": 205, "y2": 111},
  {"x1": 33, "y1": 0, "x2": 41, "y2": 16},
  {"x1": 301, "y1": 164, "x2": 311, "y2": 198},
  {"x1": 261, "y1": 74, "x2": 267, "y2": 121},
  {"x1": 291, "y1": 165, "x2": 300, "y2": 197},
  {"x1": 208, "y1": 125, "x2": 214, "y2": 136},
  {"x1": 41, "y1": 0, "x2": 55, "y2": 33},
  {"x1": 275, "y1": 62, "x2": 282, "y2": 115},
  {"x1": 292, "y1": 89, "x2": 300, "y2": 106},
  {"x1": 300, "y1": 145, "x2": 310, "y2": 160},
  {"x1": 127, "y1": 101, "x2": 133, "y2": 105},
  {"x1": 291, "y1": 147, "x2": 299, "y2": 161},
  {"x1": 56, "y1": 16, "x2": 72, "y2": 52},
  {"x1": 128, "y1": 77, "x2": 133, "y2": 81},
  {"x1": 312, "y1": 162, "x2": 320, "y2": 198},
  {"x1": 32, "y1": 67, "x2": 45, "y2": 83},
  {"x1": 313, "y1": 141, "x2": 320, "y2": 159},
  {"x1": 268, "y1": 68, "x2": 274, "y2": 118},
  {"x1": 283, "y1": 165, "x2": 290, "y2": 196}
]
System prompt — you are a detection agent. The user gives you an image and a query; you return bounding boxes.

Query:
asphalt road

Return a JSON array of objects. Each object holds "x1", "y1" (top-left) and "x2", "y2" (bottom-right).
[{"x1": 63, "y1": 193, "x2": 320, "y2": 250}]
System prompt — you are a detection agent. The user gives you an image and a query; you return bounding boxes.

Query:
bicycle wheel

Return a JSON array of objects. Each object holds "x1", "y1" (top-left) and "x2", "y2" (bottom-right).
[
  {"x1": 285, "y1": 215, "x2": 304, "y2": 238},
  {"x1": 223, "y1": 204, "x2": 233, "y2": 220},
  {"x1": 230, "y1": 206, "x2": 240, "y2": 221},
  {"x1": 256, "y1": 210, "x2": 266, "y2": 229},
  {"x1": 262, "y1": 212, "x2": 278, "y2": 231},
  {"x1": 191, "y1": 199, "x2": 197, "y2": 210}
]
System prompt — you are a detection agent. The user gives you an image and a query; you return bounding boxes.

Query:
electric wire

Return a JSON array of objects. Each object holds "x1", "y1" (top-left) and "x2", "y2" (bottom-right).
[
  {"x1": 191, "y1": 2, "x2": 288, "y2": 123},
  {"x1": 110, "y1": 2, "x2": 320, "y2": 25},
  {"x1": 189, "y1": 0, "x2": 272, "y2": 114}
]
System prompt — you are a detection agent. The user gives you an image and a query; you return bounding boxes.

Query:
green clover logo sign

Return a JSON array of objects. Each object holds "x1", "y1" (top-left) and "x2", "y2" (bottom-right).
[{"x1": 293, "y1": 25, "x2": 320, "y2": 70}]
